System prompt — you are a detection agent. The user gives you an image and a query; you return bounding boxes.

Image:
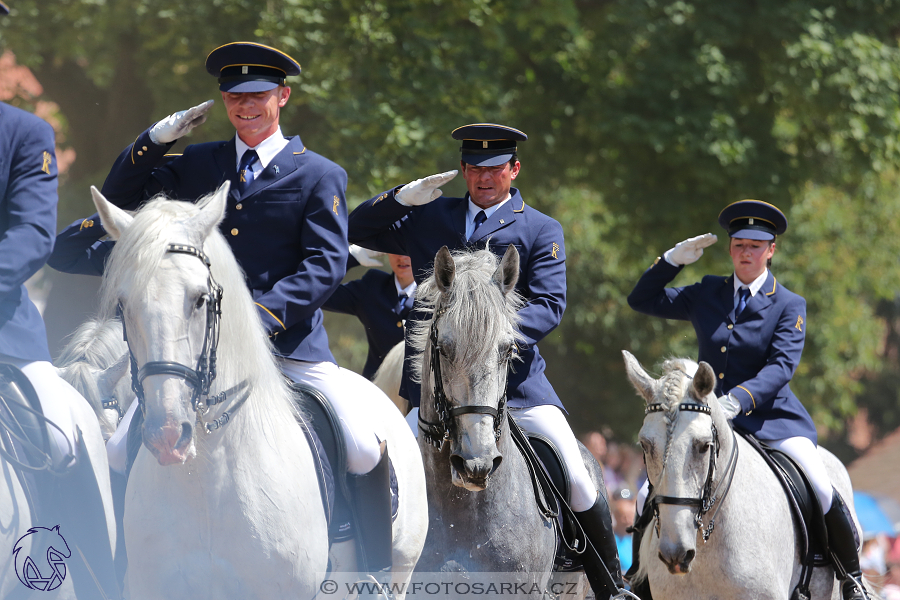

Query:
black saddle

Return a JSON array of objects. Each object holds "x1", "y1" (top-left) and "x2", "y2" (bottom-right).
[{"x1": 740, "y1": 431, "x2": 829, "y2": 600}]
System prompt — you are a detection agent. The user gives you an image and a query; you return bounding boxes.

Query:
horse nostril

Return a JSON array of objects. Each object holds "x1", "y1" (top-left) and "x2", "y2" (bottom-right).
[
  {"x1": 449, "y1": 454, "x2": 465, "y2": 475},
  {"x1": 683, "y1": 548, "x2": 695, "y2": 566},
  {"x1": 175, "y1": 422, "x2": 193, "y2": 451},
  {"x1": 491, "y1": 455, "x2": 502, "y2": 474}
]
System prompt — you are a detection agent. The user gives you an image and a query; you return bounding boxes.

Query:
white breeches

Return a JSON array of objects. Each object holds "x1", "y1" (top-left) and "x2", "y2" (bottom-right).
[
  {"x1": 636, "y1": 435, "x2": 834, "y2": 514},
  {"x1": 510, "y1": 405, "x2": 598, "y2": 512},
  {"x1": 106, "y1": 397, "x2": 138, "y2": 474},
  {"x1": 2, "y1": 357, "x2": 84, "y2": 466},
  {"x1": 278, "y1": 359, "x2": 384, "y2": 475}
]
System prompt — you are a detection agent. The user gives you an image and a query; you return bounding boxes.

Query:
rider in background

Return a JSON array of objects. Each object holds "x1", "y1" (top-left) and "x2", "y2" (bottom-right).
[
  {"x1": 48, "y1": 41, "x2": 394, "y2": 573},
  {"x1": 348, "y1": 123, "x2": 626, "y2": 599},
  {"x1": 324, "y1": 247, "x2": 416, "y2": 381},
  {"x1": 628, "y1": 199, "x2": 867, "y2": 600},
  {"x1": 0, "y1": 2, "x2": 118, "y2": 596}
]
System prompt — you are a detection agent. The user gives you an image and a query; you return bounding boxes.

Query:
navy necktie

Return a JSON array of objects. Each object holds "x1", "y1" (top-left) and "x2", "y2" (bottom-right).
[
  {"x1": 237, "y1": 150, "x2": 259, "y2": 195},
  {"x1": 395, "y1": 293, "x2": 412, "y2": 319},
  {"x1": 470, "y1": 210, "x2": 487, "y2": 240},
  {"x1": 736, "y1": 287, "x2": 751, "y2": 318}
]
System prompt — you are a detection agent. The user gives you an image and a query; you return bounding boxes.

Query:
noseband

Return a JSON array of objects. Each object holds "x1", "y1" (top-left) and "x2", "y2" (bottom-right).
[
  {"x1": 646, "y1": 401, "x2": 739, "y2": 542},
  {"x1": 418, "y1": 305, "x2": 513, "y2": 450},
  {"x1": 122, "y1": 244, "x2": 226, "y2": 420}
]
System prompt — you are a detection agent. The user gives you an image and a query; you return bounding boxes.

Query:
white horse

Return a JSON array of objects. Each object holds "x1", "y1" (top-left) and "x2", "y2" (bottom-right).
[
  {"x1": 55, "y1": 317, "x2": 130, "y2": 440},
  {"x1": 90, "y1": 182, "x2": 426, "y2": 599},
  {"x1": 373, "y1": 341, "x2": 407, "y2": 415},
  {"x1": 623, "y1": 351, "x2": 869, "y2": 600}
]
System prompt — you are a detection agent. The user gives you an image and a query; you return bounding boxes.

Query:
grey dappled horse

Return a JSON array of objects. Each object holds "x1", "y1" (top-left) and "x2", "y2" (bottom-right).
[
  {"x1": 56, "y1": 317, "x2": 130, "y2": 440},
  {"x1": 409, "y1": 246, "x2": 603, "y2": 598},
  {"x1": 623, "y1": 351, "x2": 870, "y2": 600}
]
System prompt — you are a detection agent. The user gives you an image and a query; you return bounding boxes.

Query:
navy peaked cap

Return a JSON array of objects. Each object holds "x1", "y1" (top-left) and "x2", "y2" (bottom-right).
[
  {"x1": 718, "y1": 199, "x2": 787, "y2": 240},
  {"x1": 206, "y1": 42, "x2": 301, "y2": 93},
  {"x1": 0, "y1": 2, "x2": 9, "y2": 15},
  {"x1": 452, "y1": 123, "x2": 527, "y2": 167}
]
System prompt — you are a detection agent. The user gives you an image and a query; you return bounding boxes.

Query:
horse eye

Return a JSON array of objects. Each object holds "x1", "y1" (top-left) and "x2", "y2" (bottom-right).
[
  {"x1": 698, "y1": 442, "x2": 712, "y2": 454},
  {"x1": 195, "y1": 295, "x2": 208, "y2": 310}
]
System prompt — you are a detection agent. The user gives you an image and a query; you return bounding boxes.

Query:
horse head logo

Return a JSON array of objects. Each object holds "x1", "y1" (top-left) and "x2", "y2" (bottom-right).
[{"x1": 13, "y1": 525, "x2": 71, "y2": 591}]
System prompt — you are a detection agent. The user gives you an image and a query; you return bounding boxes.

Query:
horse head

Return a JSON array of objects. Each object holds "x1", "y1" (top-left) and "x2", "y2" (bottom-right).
[
  {"x1": 93, "y1": 183, "x2": 229, "y2": 465},
  {"x1": 413, "y1": 245, "x2": 522, "y2": 491},
  {"x1": 623, "y1": 350, "x2": 733, "y2": 576}
]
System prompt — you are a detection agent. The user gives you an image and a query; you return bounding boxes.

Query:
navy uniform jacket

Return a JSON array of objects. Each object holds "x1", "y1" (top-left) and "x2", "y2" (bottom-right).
[
  {"x1": 0, "y1": 102, "x2": 57, "y2": 362},
  {"x1": 47, "y1": 127, "x2": 348, "y2": 363},
  {"x1": 323, "y1": 266, "x2": 406, "y2": 379},
  {"x1": 348, "y1": 186, "x2": 566, "y2": 410},
  {"x1": 627, "y1": 258, "x2": 817, "y2": 443}
]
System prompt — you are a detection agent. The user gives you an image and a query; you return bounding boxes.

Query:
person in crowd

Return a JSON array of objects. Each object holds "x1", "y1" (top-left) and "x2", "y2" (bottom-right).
[
  {"x1": 0, "y1": 3, "x2": 118, "y2": 597},
  {"x1": 610, "y1": 486, "x2": 637, "y2": 576},
  {"x1": 347, "y1": 123, "x2": 626, "y2": 599},
  {"x1": 627, "y1": 199, "x2": 868, "y2": 600},
  {"x1": 48, "y1": 41, "x2": 393, "y2": 573}
]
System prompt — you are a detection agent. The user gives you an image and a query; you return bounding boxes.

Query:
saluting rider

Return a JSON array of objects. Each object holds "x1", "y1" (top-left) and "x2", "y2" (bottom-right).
[{"x1": 348, "y1": 123, "x2": 626, "y2": 599}]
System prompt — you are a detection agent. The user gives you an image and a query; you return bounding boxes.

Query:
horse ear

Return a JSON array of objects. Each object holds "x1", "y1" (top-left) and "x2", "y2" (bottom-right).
[
  {"x1": 623, "y1": 350, "x2": 656, "y2": 403},
  {"x1": 493, "y1": 244, "x2": 520, "y2": 295},
  {"x1": 91, "y1": 186, "x2": 133, "y2": 240},
  {"x1": 95, "y1": 353, "x2": 130, "y2": 399},
  {"x1": 693, "y1": 362, "x2": 717, "y2": 401},
  {"x1": 192, "y1": 181, "x2": 229, "y2": 240},
  {"x1": 434, "y1": 246, "x2": 455, "y2": 293}
]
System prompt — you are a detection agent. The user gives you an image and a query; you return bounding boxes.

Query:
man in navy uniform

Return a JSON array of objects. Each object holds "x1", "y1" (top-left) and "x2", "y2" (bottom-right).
[
  {"x1": 49, "y1": 41, "x2": 394, "y2": 572},
  {"x1": 0, "y1": 3, "x2": 119, "y2": 597},
  {"x1": 324, "y1": 249, "x2": 416, "y2": 381},
  {"x1": 348, "y1": 124, "x2": 626, "y2": 598}
]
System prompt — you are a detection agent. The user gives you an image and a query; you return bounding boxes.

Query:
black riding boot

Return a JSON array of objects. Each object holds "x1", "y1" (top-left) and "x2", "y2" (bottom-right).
[
  {"x1": 574, "y1": 491, "x2": 626, "y2": 599},
  {"x1": 348, "y1": 440, "x2": 393, "y2": 575},
  {"x1": 624, "y1": 520, "x2": 653, "y2": 600},
  {"x1": 34, "y1": 427, "x2": 121, "y2": 600},
  {"x1": 824, "y1": 489, "x2": 868, "y2": 600}
]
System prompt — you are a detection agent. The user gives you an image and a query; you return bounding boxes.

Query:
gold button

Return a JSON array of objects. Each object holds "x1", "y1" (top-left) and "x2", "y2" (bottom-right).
[
  {"x1": 719, "y1": 373, "x2": 725, "y2": 379},
  {"x1": 728, "y1": 324, "x2": 733, "y2": 329},
  {"x1": 500, "y1": 219, "x2": 505, "y2": 224},
  {"x1": 142, "y1": 146, "x2": 148, "y2": 151},
  {"x1": 137, "y1": 150, "x2": 143, "y2": 156},
  {"x1": 235, "y1": 203, "x2": 243, "y2": 210},
  {"x1": 231, "y1": 228, "x2": 239, "y2": 236},
  {"x1": 396, "y1": 321, "x2": 403, "y2": 328},
  {"x1": 721, "y1": 346, "x2": 726, "y2": 353}
]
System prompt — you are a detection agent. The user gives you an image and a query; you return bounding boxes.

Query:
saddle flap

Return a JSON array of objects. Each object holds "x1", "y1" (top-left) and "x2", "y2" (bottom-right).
[{"x1": 0, "y1": 362, "x2": 52, "y2": 469}]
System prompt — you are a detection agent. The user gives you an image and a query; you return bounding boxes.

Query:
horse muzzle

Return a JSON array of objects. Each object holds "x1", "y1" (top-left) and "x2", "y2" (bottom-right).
[
  {"x1": 143, "y1": 418, "x2": 195, "y2": 465},
  {"x1": 449, "y1": 440, "x2": 502, "y2": 491},
  {"x1": 657, "y1": 542, "x2": 696, "y2": 574}
]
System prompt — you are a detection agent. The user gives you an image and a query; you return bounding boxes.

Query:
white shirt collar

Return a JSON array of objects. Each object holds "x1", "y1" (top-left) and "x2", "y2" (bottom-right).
[
  {"x1": 733, "y1": 268, "x2": 769, "y2": 297},
  {"x1": 235, "y1": 127, "x2": 289, "y2": 170},
  {"x1": 465, "y1": 194, "x2": 511, "y2": 239},
  {"x1": 394, "y1": 276, "x2": 417, "y2": 298}
]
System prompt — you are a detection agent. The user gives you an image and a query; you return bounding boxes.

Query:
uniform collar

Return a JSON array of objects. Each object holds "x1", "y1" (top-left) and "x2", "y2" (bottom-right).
[
  {"x1": 733, "y1": 268, "x2": 770, "y2": 298},
  {"x1": 394, "y1": 276, "x2": 417, "y2": 298},
  {"x1": 467, "y1": 194, "x2": 511, "y2": 223},
  {"x1": 235, "y1": 127, "x2": 288, "y2": 170}
]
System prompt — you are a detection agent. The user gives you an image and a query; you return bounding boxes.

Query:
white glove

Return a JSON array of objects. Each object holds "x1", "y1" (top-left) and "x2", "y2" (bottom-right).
[
  {"x1": 395, "y1": 170, "x2": 458, "y2": 206},
  {"x1": 149, "y1": 100, "x2": 214, "y2": 145},
  {"x1": 349, "y1": 244, "x2": 384, "y2": 267},
  {"x1": 717, "y1": 393, "x2": 741, "y2": 419},
  {"x1": 664, "y1": 233, "x2": 718, "y2": 266}
]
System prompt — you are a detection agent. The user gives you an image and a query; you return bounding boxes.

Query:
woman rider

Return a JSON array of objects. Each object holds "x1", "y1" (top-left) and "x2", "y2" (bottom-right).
[{"x1": 626, "y1": 199, "x2": 866, "y2": 600}]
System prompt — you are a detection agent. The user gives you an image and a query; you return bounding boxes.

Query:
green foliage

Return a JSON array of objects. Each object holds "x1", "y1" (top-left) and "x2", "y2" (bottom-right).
[{"x1": 5, "y1": 0, "x2": 900, "y2": 443}]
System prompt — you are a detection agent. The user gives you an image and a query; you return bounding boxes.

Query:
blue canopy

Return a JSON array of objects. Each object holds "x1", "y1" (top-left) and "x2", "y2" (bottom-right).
[{"x1": 853, "y1": 491, "x2": 897, "y2": 538}]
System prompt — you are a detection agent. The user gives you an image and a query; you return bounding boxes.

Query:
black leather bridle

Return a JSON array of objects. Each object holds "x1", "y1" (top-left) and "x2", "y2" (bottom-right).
[
  {"x1": 418, "y1": 304, "x2": 513, "y2": 450},
  {"x1": 122, "y1": 243, "x2": 226, "y2": 420},
  {"x1": 646, "y1": 401, "x2": 739, "y2": 542}
]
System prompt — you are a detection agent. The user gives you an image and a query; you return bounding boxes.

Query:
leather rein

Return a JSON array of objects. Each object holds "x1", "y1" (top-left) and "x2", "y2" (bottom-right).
[
  {"x1": 121, "y1": 243, "x2": 230, "y2": 432},
  {"x1": 646, "y1": 401, "x2": 739, "y2": 542},
  {"x1": 418, "y1": 304, "x2": 513, "y2": 450}
]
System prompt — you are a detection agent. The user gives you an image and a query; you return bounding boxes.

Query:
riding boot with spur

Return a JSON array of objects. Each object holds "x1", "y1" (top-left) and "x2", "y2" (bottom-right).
[
  {"x1": 574, "y1": 491, "x2": 627, "y2": 599},
  {"x1": 824, "y1": 489, "x2": 868, "y2": 600},
  {"x1": 348, "y1": 440, "x2": 393, "y2": 576}
]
